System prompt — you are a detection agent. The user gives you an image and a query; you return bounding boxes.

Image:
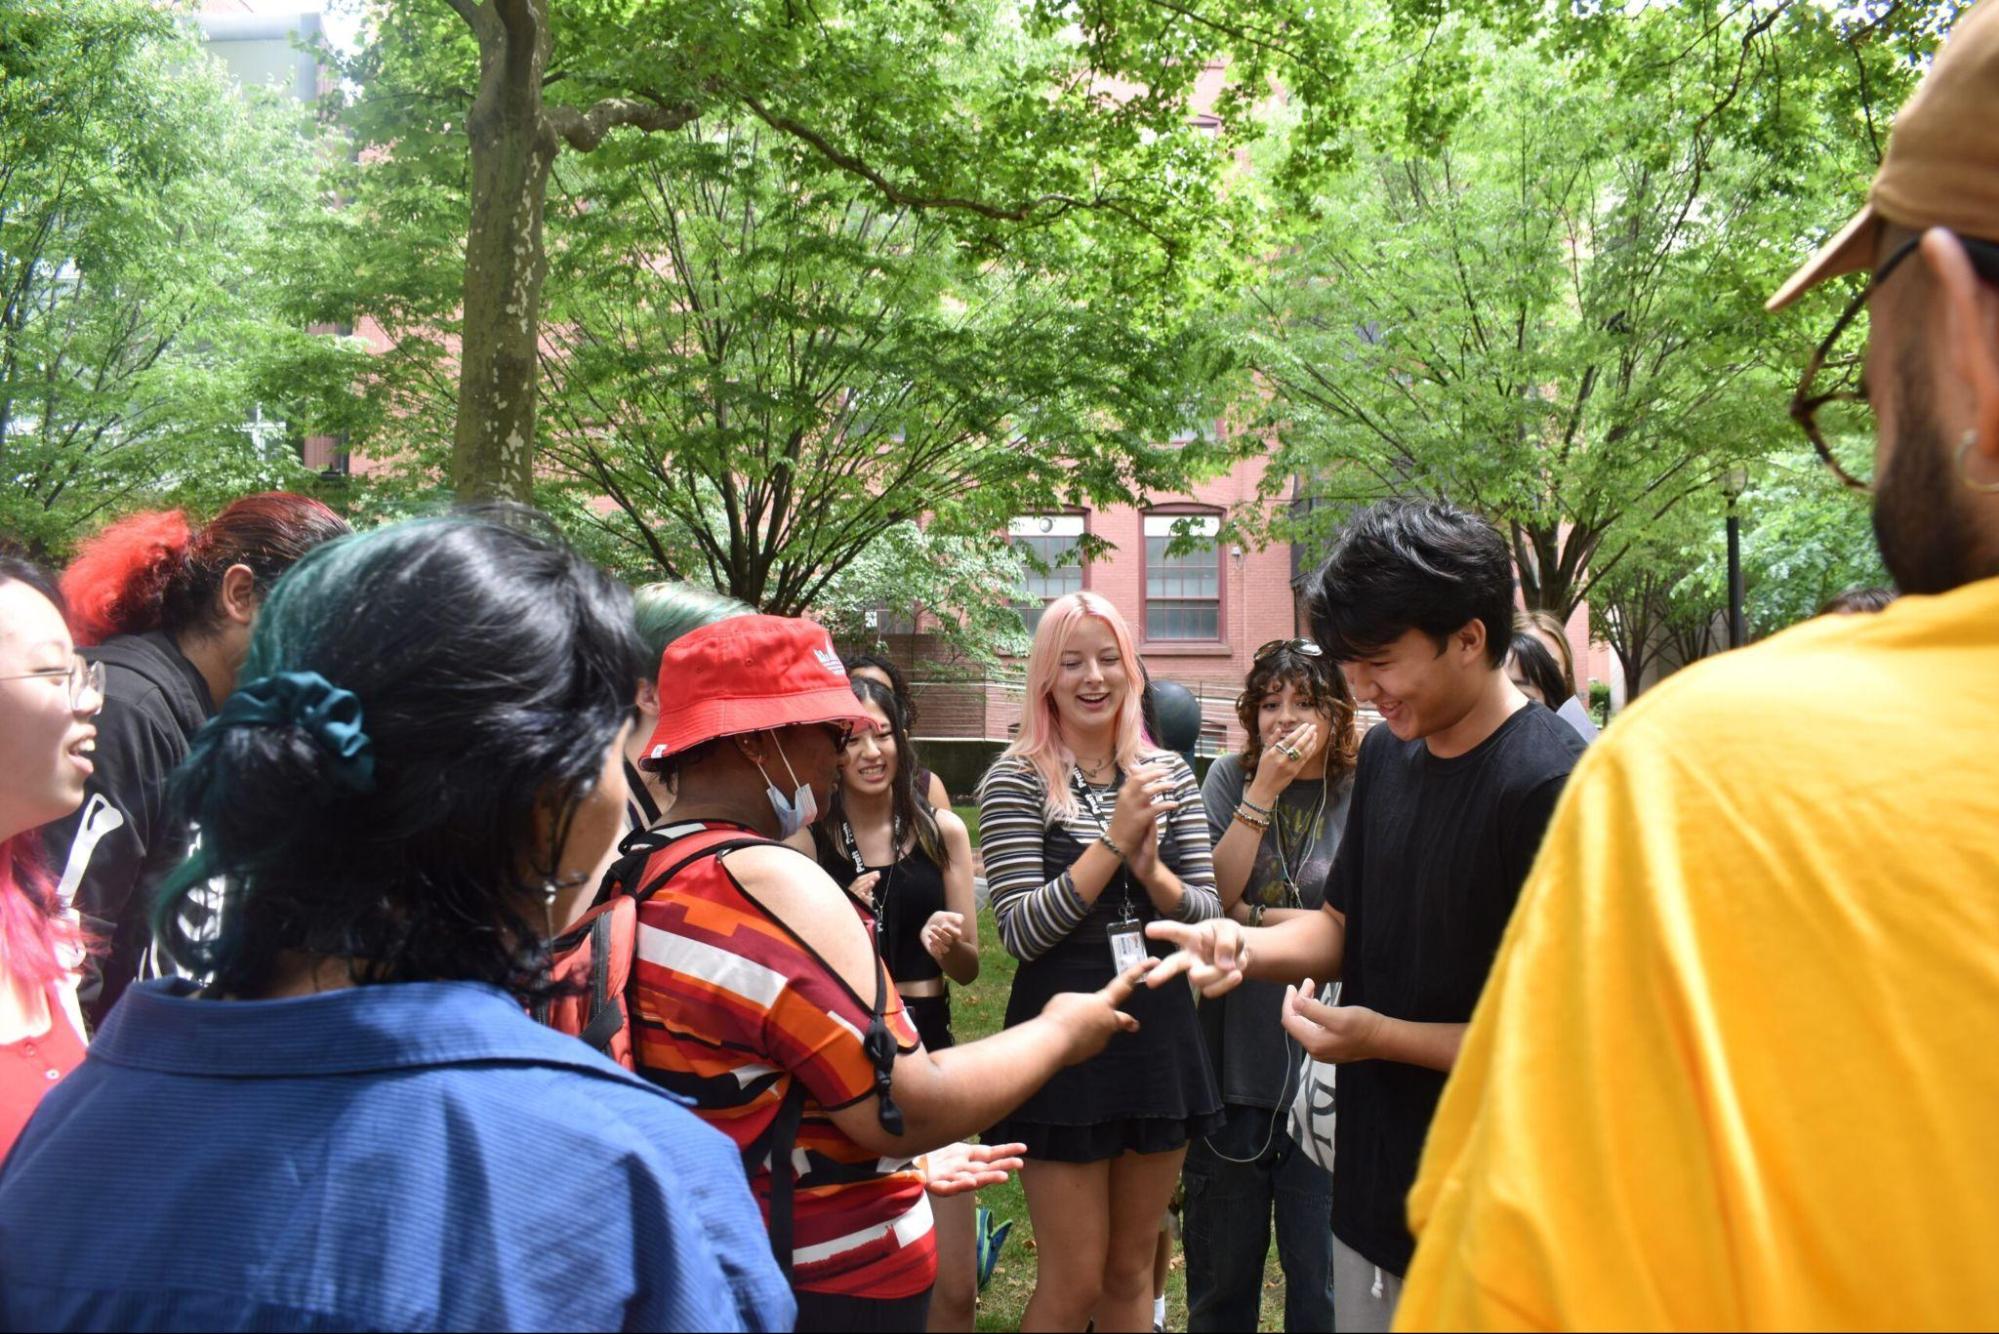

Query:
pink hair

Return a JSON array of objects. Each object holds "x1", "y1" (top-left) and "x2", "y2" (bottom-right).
[
  {"x1": 1007, "y1": 591, "x2": 1153, "y2": 820},
  {"x1": 1, "y1": 837, "x2": 78, "y2": 993}
]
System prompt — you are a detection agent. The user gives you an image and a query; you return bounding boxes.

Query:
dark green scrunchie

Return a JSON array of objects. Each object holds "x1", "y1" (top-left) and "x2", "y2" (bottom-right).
[{"x1": 208, "y1": 670, "x2": 377, "y2": 794}]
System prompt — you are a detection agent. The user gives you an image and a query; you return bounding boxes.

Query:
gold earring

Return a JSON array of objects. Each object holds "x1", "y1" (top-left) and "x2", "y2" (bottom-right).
[{"x1": 1957, "y1": 430, "x2": 1999, "y2": 494}]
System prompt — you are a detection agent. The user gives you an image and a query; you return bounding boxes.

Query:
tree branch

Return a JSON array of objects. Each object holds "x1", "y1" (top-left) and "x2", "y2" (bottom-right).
[{"x1": 546, "y1": 95, "x2": 702, "y2": 151}]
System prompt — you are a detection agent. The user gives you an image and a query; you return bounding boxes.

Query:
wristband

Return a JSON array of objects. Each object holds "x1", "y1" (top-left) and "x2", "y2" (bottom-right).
[
  {"x1": 1233, "y1": 806, "x2": 1271, "y2": 831},
  {"x1": 1239, "y1": 795, "x2": 1274, "y2": 818},
  {"x1": 1097, "y1": 831, "x2": 1126, "y2": 861}
]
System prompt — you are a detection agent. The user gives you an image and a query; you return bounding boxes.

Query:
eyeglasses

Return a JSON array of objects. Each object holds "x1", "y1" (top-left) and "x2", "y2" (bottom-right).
[
  {"x1": 1790, "y1": 231, "x2": 1999, "y2": 493},
  {"x1": 1254, "y1": 638, "x2": 1324, "y2": 661},
  {"x1": 0, "y1": 656, "x2": 106, "y2": 712}
]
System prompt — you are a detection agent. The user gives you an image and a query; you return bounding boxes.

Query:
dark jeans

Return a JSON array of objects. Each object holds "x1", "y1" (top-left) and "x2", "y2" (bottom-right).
[
  {"x1": 793, "y1": 1287, "x2": 931, "y2": 1333},
  {"x1": 1182, "y1": 1103, "x2": 1335, "y2": 1333}
]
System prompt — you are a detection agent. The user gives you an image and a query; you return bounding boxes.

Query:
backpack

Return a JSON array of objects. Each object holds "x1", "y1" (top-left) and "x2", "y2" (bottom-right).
[{"x1": 534, "y1": 820, "x2": 818, "y2": 1280}]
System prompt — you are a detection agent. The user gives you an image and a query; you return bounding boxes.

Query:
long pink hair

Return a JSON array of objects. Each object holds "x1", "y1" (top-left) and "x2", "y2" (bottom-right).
[
  {"x1": 1007, "y1": 591, "x2": 1153, "y2": 820},
  {"x1": 1, "y1": 841, "x2": 76, "y2": 992}
]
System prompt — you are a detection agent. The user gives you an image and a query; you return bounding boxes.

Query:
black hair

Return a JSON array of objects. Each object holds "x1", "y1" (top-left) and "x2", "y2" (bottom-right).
[
  {"x1": 0, "y1": 548, "x2": 65, "y2": 621},
  {"x1": 843, "y1": 651, "x2": 917, "y2": 729},
  {"x1": 1305, "y1": 500, "x2": 1516, "y2": 668},
  {"x1": 818, "y1": 678, "x2": 949, "y2": 872},
  {"x1": 153, "y1": 507, "x2": 643, "y2": 1000},
  {"x1": 1817, "y1": 586, "x2": 1898, "y2": 616},
  {"x1": 1506, "y1": 631, "x2": 1571, "y2": 707}
]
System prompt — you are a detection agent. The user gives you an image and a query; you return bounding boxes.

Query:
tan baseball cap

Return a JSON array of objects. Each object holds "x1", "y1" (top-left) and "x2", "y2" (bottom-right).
[{"x1": 1768, "y1": 0, "x2": 1999, "y2": 311}]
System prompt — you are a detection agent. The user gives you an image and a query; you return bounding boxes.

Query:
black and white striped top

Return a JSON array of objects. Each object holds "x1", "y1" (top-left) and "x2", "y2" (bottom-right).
[{"x1": 978, "y1": 753, "x2": 1221, "y2": 962}]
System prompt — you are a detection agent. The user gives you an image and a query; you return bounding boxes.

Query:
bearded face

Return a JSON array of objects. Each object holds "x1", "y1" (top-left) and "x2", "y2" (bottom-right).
[{"x1": 1872, "y1": 342, "x2": 1982, "y2": 596}]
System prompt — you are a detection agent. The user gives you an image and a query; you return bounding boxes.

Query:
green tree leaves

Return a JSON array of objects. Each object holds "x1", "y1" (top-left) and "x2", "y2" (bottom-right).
[{"x1": 0, "y1": 0, "x2": 364, "y2": 555}]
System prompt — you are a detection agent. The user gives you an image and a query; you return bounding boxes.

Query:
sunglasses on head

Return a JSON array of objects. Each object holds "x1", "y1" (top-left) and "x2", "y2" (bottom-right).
[{"x1": 1254, "y1": 638, "x2": 1324, "y2": 662}]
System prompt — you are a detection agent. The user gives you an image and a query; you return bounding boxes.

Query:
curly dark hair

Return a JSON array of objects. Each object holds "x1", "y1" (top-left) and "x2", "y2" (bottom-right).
[
  {"x1": 1235, "y1": 642, "x2": 1359, "y2": 782},
  {"x1": 153, "y1": 508, "x2": 642, "y2": 1000}
]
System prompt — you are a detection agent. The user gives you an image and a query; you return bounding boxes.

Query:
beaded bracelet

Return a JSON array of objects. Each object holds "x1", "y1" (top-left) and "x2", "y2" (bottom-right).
[
  {"x1": 1097, "y1": 830, "x2": 1127, "y2": 861},
  {"x1": 1233, "y1": 805, "x2": 1271, "y2": 831},
  {"x1": 1239, "y1": 795, "x2": 1275, "y2": 819}
]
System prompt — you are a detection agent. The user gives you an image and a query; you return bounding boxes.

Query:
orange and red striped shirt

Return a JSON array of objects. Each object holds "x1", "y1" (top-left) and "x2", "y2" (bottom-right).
[{"x1": 629, "y1": 821, "x2": 935, "y2": 1299}]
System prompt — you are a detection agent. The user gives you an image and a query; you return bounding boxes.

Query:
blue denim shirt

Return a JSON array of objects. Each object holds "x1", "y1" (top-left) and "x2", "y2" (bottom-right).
[{"x1": 0, "y1": 979, "x2": 795, "y2": 1332}]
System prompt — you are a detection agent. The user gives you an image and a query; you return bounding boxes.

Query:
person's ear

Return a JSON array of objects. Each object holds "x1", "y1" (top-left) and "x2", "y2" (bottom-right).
[
  {"x1": 634, "y1": 677, "x2": 661, "y2": 722},
  {"x1": 218, "y1": 564, "x2": 258, "y2": 628},
  {"x1": 1454, "y1": 618, "x2": 1487, "y2": 665},
  {"x1": 1922, "y1": 227, "x2": 1999, "y2": 470}
]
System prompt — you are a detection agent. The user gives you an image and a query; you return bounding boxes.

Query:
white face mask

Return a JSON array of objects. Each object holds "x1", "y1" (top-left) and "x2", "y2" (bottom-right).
[{"x1": 754, "y1": 734, "x2": 819, "y2": 838}]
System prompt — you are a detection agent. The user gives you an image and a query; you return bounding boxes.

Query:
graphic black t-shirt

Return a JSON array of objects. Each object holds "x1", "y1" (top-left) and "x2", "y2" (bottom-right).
[
  {"x1": 1326, "y1": 702, "x2": 1585, "y2": 1275},
  {"x1": 39, "y1": 632, "x2": 213, "y2": 1028}
]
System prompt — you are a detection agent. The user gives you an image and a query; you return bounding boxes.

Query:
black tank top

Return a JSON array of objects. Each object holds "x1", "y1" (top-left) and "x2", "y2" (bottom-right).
[{"x1": 814, "y1": 828, "x2": 949, "y2": 985}]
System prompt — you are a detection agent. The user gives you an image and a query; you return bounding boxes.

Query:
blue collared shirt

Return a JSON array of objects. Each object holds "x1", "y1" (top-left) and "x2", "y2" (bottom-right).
[{"x1": 0, "y1": 979, "x2": 795, "y2": 1332}]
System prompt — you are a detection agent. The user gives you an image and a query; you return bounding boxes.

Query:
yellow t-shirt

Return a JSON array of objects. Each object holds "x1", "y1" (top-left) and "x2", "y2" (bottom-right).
[{"x1": 1397, "y1": 576, "x2": 1999, "y2": 1332}]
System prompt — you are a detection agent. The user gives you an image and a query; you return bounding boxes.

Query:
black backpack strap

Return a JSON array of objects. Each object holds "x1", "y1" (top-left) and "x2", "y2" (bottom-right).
[
  {"x1": 575, "y1": 913, "x2": 625, "y2": 1054},
  {"x1": 761, "y1": 1077, "x2": 810, "y2": 1282},
  {"x1": 627, "y1": 835, "x2": 774, "y2": 906}
]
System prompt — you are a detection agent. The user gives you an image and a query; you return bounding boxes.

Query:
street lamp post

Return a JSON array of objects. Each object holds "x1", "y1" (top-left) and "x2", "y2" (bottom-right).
[{"x1": 1723, "y1": 465, "x2": 1749, "y2": 649}]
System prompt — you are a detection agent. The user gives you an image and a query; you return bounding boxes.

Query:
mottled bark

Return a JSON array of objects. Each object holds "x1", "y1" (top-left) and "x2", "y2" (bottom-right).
[
  {"x1": 443, "y1": 0, "x2": 703, "y2": 502},
  {"x1": 449, "y1": 0, "x2": 555, "y2": 503}
]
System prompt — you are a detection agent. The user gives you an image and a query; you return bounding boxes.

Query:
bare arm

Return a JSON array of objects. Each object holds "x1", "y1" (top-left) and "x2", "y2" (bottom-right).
[
  {"x1": 1279, "y1": 983, "x2": 1466, "y2": 1073},
  {"x1": 1145, "y1": 904, "x2": 1346, "y2": 997},
  {"x1": 925, "y1": 771, "x2": 952, "y2": 813},
  {"x1": 1208, "y1": 813, "x2": 1264, "y2": 912},
  {"x1": 727, "y1": 844, "x2": 1139, "y2": 1157},
  {"x1": 925, "y1": 811, "x2": 980, "y2": 985}
]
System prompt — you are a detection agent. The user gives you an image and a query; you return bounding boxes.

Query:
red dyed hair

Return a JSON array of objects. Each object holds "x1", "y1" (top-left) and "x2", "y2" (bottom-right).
[
  {"x1": 62, "y1": 509, "x2": 192, "y2": 647},
  {"x1": 62, "y1": 494, "x2": 349, "y2": 647}
]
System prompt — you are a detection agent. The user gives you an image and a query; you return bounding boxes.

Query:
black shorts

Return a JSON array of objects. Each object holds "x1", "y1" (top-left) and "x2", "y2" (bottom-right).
[{"x1": 905, "y1": 993, "x2": 955, "y2": 1050}]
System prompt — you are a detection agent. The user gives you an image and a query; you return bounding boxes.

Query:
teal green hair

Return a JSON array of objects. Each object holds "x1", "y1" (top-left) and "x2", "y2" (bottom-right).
[{"x1": 631, "y1": 581, "x2": 751, "y2": 670}]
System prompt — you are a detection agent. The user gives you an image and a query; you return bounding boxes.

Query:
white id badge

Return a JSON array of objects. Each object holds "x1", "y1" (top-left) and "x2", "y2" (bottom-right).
[{"x1": 1107, "y1": 919, "x2": 1147, "y2": 974}]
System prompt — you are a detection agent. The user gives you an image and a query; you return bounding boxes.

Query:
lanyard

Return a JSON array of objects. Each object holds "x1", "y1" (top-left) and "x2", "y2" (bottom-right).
[
  {"x1": 840, "y1": 814, "x2": 899, "y2": 938},
  {"x1": 1070, "y1": 768, "x2": 1136, "y2": 921}
]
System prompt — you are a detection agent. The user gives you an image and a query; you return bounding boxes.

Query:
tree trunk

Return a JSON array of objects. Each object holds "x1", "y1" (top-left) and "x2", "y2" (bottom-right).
[
  {"x1": 452, "y1": 2, "x2": 555, "y2": 504},
  {"x1": 1620, "y1": 629, "x2": 1648, "y2": 703}
]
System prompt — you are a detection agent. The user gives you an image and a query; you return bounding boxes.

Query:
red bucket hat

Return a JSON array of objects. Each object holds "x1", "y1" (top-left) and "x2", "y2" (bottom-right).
[{"x1": 644, "y1": 614, "x2": 876, "y2": 763}]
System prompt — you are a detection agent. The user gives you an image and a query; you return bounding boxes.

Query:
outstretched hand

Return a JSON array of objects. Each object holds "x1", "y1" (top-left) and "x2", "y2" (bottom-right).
[
  {"x1": 1040, "y1": 958, "x2": 1154, "y2": 1065},
  {"x1": 1143, "y1": 918, "x2": 1248, "y2": 998},
  {"x1": 920, "y1": 1141, "x2": 1028, "y2": 1197}
]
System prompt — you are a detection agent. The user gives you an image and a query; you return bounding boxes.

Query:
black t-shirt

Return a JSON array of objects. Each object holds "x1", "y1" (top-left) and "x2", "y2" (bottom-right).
[
  {"x1": 38, "y1": 632, "x2": 213, "y2": 1028},
  {"x1": 1326, "y1": 701, "x2": 1585, "y2": 1275},
  {"x1": 811, "y1": 824, "x2": 951, "y2": 985}
]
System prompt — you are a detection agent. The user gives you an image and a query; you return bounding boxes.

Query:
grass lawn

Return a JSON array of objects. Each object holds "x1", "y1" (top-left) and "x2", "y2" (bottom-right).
[{"x1": 952, "y1": 811, "x2": 1288, "y2": 1332}]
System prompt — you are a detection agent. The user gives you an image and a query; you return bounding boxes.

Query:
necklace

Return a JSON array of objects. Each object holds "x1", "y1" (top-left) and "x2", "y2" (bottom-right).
[
  {"x1": 1074, "y1": 752, "x2": 1115, "y2": 781},
  {"x1": 1267, "y1": 777, "x2": 1328, "y2": 909}
]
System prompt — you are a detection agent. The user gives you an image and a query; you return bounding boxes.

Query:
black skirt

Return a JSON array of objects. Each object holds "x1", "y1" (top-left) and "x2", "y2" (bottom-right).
[
  {"x1": 989, "y1": 934, "x2": 1222, "y2": 1163},
  {"x1": 905, "y1": 993, "x2": 955, "y2": 1051}
]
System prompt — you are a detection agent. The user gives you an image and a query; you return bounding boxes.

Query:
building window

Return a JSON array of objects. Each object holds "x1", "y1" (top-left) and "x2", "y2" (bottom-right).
[
  {"x1": 1143, "y1": 512, "x2": 1222, "y2": 642},
  {"x1": 1008, "y1": 515, "x2": 1085, "y2": 634}
]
